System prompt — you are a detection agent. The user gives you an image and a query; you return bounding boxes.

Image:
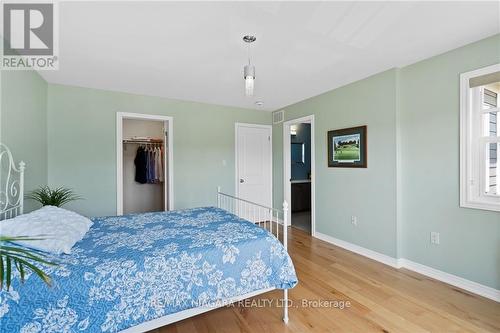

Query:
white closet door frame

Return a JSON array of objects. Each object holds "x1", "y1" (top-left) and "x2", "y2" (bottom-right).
[{"x1": 116, "y1": 112, "x2": 174, "y2": 215}]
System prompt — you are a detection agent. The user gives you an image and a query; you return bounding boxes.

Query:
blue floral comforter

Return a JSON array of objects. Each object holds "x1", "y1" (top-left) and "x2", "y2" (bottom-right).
[{"x1": 0, "y1": 207, "x2": 297, "y2": 333}]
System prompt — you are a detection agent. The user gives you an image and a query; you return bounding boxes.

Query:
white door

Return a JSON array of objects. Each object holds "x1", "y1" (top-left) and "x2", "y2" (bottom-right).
[{"x1": 236, "y1": 124, "x2": 272, "y2": 209}]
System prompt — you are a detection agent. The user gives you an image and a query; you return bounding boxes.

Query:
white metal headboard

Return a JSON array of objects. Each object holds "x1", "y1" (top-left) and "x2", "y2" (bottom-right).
[{"x1": 0, "y1": 143, "x2": 25, "y2": 220}]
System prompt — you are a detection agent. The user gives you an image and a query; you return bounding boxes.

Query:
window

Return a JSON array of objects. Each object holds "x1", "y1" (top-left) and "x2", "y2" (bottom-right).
[{"x1": 460, "y1": 64, "x2": 500, "y2": 211}]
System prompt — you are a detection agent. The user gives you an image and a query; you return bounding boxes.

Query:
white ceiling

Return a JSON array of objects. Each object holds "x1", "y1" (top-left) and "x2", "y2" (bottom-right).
[{"x1": 39, "y1": 1, "x2": 500, "y2": 111}]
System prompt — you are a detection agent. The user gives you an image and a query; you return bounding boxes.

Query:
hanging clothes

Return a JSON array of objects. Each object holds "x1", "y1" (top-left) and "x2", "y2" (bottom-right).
[
  {"x1": 148, "y1": 148, "x2": 153, "y2": 183},
  {"x1": 148, "y1": 147, "x2": 155, "y2": 183},
  {"x1": 134, "y1": 147, "x2": 147, "y2": 184},
  {"x1": 155, "y1": 147, "x2": 163, "y2": 183},
  {"x1": 161, "y1": 146, "x2": 165, "y2": 182},
  {"x1": 151, "y1": 148, "x2": 157, "y2": 182},
  {"x1": 145, "y1": 147, "x2": 150, "y2": 183},
  {"x1": 134, "y1": 145, "x2": 164, "y2": 184}
]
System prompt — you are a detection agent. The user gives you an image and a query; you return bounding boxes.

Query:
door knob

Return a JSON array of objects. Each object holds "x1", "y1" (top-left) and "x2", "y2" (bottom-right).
[{"x1": 240, "y1": 179, "x2": 245, "y2": 183}]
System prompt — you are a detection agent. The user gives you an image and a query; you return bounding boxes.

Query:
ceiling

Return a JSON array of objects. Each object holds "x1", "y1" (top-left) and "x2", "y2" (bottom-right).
[{"x1": 39, "y1": 1, "x2": 500, "y2": 111}]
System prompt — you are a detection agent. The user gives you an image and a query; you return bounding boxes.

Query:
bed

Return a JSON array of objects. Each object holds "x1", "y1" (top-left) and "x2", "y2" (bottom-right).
[{"x1": 0, "y1": 143, "x2": 297, "y2": 333}]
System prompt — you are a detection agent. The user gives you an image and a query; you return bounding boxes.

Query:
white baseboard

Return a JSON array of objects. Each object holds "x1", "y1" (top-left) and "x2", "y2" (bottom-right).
[
  {"x1": 314, "y1": 232, "x2": 401, "y2": 268},
  {"x1": 397, "y1": 258, "x2": 500, "y2": 302},
  {"x1": 314, "y1": 232, "x2": 500, "y2": 302}
]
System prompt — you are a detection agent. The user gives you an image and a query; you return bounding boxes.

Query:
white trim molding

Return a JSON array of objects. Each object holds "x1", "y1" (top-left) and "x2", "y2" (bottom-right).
[
  {"x1": 398, "y1": 259, "x2": 500, "y2": 302},
  {"x1": 116, "y1": 112, "x2": 174, "y2": 215},
  {"x1": 315, "y1": 232, "x2": 400, "y2": 268},
  {"x1": 315, "y1": 232, "x2": 500, "y2": 302}
]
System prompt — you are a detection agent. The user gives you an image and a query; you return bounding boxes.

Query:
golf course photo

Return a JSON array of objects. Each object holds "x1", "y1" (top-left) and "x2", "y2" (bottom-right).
[
  {"x1": 333, "y1": 134, "x2": 360, "y2": 162},
  {"x1": 327, "y1": 125, "x2": 366, "y2": 168}
]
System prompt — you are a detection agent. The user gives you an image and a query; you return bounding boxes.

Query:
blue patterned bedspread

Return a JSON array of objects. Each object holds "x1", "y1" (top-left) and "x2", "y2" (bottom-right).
[{"x1": 0, "y1": 207, "x2": 297, "y2": 333}]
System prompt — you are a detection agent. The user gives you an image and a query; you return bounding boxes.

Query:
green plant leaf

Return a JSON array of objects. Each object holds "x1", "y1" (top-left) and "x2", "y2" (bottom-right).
[
  {"x1": 0, "y1": 257, "x2": 4, "y2": 289},
  {"x1": 5, "y1": 257, "x2": 11, "y2": 290},
  {"x1": 18, "y1": 261, "x2": 25, "y2": 282},
  {"x1": 0, "y1": 247, "x2": 55, "y2": 266},
  {"x1": 27, "y1": 186, "x2": 82, "y2": 207},
  {"x1": 0, "y1": 236, "x2": 56, "y2": 290},
  {"x1": 9, "y1": 256, "x2": 52, "y2": 287}
]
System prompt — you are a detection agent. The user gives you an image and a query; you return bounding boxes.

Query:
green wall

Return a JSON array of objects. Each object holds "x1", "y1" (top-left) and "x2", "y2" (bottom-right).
[
  {"x1": 273, "y1": 69, "x2": 399, "y2": 258},
  {"x1": 273, "y1": 34, "x2": 500, "y2": 289},
  {"x1": 0, "y1": 70, "x2": 48, "y2": 212},
  {"x1": 47, "y1": 84, "x2": 270, "y2": 216},
  {"x1": 400, "y1": 34, "x2": 500, "y2": 289}
]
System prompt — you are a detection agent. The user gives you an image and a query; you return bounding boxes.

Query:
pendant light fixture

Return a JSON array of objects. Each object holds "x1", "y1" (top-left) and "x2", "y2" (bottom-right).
[{"x1": 243, "y1": 35, "x2": 256, "y2": 96}]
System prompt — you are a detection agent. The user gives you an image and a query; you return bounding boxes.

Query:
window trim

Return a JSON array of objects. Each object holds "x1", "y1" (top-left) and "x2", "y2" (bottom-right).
[{"x1": 460, "y1": 63, "x2": 500, "y2": 212}]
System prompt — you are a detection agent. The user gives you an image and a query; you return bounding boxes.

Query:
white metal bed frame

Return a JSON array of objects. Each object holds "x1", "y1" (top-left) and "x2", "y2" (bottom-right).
[
  {"x1": 217, "y1": 187, "x2": 290, "y2": 321},
  {"x1": 0, "y1": 143, "x2": 25, "y2": 221},
  {"x1": 122, "y1": 188, "x2": 290, "y2": 332},
  {"x1": 0, "y1": 143, "x2": 291, "y2": 332}
]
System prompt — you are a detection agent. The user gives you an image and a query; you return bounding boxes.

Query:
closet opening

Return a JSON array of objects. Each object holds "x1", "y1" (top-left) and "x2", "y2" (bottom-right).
[{"x1": 116, "y1": 112, "x2": 173, "y2": 215}]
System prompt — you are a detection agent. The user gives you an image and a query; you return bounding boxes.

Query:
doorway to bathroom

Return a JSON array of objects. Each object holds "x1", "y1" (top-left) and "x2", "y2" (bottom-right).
[{"x1": 283, "y1": 115, "x2": 315, "y2": 235}]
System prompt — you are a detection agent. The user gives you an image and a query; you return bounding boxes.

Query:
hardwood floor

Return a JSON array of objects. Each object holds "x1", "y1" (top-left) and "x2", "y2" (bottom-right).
[
  {"x1": 291, "y1": 211, "x2": 311, "y2": 233},
  {"x1": 153, "y1": 228, "x2": 500, "y2": 333}
]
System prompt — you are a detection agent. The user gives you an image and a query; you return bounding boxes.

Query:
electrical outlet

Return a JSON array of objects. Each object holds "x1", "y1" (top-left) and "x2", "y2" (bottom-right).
[
  {"x1": 430, "y1": 232, "x2": 440, "y2": 245},
  {"x1": 351, "y1": 216, "x2": 357, "y2": 226}
]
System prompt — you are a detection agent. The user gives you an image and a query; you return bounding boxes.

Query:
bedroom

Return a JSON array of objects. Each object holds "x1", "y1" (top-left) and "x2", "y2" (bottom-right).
[{"x1": 0, "y1": 1, "x2": 499, "y2": 332}]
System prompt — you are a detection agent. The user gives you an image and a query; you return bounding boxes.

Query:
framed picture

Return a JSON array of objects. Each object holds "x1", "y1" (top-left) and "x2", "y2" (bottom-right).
[{"x1": 327, "y1": 126, "x2": 367, "y2": 168}]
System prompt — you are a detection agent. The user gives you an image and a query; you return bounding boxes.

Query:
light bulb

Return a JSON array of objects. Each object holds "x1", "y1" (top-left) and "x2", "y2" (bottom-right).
[
  {"x1": 245, "y1": 76, "x2": 254, "y2": 96},
  {"x1": 244, "y1": 64, "x2": 255, "y2": 96}
]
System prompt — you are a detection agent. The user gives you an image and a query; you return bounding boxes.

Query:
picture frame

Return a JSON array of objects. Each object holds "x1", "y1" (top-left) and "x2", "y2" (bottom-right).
[{"x1": 327, "y1": 125, "x2": 367, "y2": 168}]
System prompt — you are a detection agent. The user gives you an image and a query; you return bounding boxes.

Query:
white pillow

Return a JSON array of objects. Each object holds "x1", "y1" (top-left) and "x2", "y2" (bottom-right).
[{"x1": 0, "y1": 205, "x2": 93, "y2": 255}]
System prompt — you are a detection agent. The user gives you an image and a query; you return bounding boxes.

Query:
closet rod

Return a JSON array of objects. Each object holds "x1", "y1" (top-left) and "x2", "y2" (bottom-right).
[{"x1": 123, "y1": 140, "x2": 163, "y2": 145}]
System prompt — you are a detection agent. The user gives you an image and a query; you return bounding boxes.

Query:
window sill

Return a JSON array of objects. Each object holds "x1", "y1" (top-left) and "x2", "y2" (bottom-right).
[{"x1": 460, "y1": 200, "x2": 500, "y2": 212}]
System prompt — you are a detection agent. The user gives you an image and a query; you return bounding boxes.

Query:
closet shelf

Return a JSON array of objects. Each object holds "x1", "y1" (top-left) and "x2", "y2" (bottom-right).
[{"x1": 123, "y1": 139, "x2": 163, "y2": 145}]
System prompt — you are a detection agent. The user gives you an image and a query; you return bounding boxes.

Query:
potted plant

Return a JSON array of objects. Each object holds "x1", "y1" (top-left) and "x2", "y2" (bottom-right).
[{"x1": 27, "y1": 186, "x2": 82, "y2": 207}]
